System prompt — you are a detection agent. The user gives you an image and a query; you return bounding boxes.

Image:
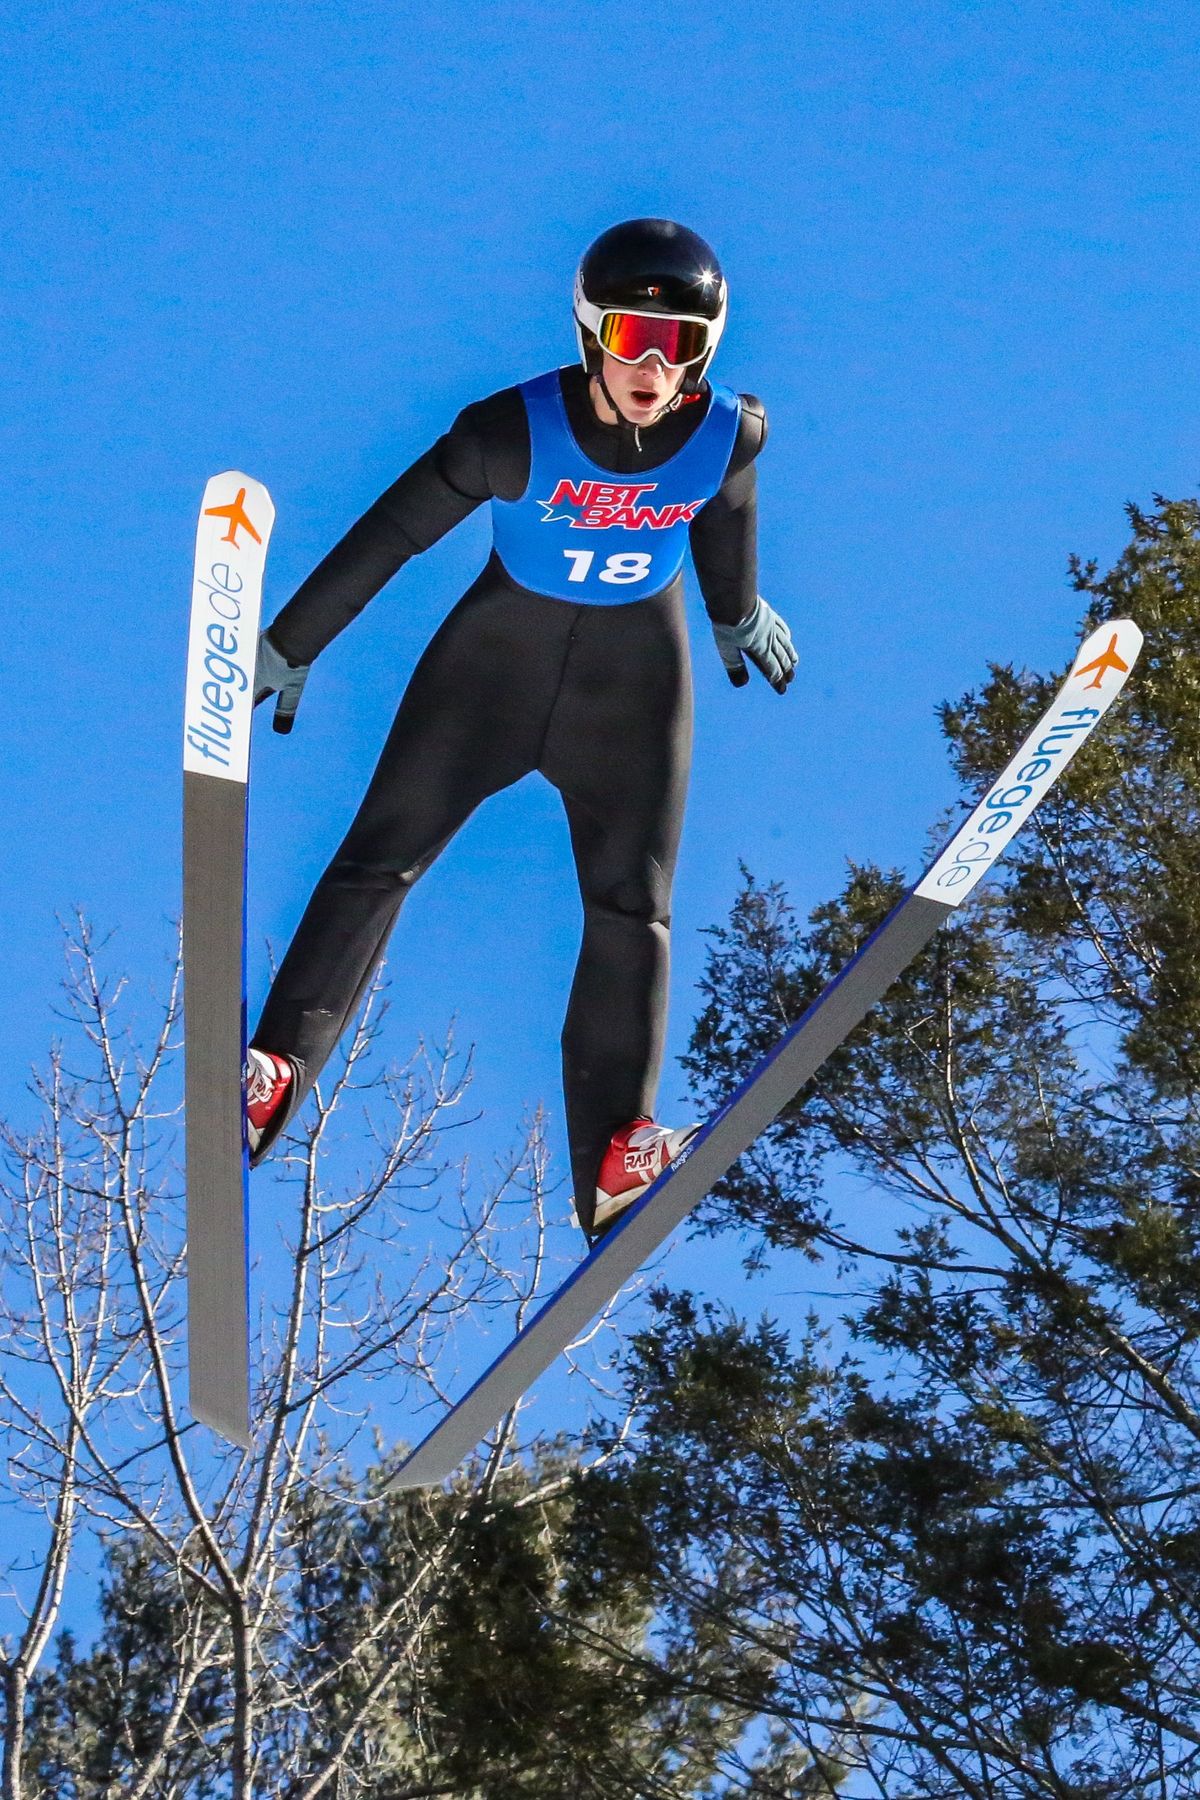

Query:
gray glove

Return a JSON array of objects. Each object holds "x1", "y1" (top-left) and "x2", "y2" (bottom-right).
[
  {"x1": 254, "y1": 629, "x2": 311, "y2": 735},
  {"x1": 711, "y1": 595, "x2": 797, "y2": 694}
]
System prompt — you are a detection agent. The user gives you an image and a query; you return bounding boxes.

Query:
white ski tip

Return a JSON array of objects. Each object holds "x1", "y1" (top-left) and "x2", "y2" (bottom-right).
[
  {"x1": 1068, "y1": 617, "x2": 1142, "y2": 690},
  {"x1": 183, "y1": 474, "x2": 275, "y2": 785},
  {"x1": 915, "y1": 617, "x2": 1141, "y2": 906}
]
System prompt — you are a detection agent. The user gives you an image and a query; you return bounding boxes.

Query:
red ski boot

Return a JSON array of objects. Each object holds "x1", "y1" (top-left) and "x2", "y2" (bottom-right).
[
  {"x1": 592, "y1": 1117, "x2": 701, "y2": 1238},
  {"x1": 245, "y1": 1048, "x2": 293, "y2": 1159}
]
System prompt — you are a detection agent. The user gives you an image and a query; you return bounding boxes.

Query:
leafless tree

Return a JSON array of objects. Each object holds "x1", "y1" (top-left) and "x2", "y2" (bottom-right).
[{"x1": 0, "y1": 916, "x2": 640, "y2": 1800}]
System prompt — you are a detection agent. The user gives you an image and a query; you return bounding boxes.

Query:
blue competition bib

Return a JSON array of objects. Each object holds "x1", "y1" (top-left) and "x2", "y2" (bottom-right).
[{"x1": 491, "y1": 369, "x2": 741, "y2": 604}]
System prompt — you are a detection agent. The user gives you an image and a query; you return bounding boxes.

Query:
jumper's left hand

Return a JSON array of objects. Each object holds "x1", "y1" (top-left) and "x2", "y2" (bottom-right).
[{"x1": 711, "y1": 596, "x2": 797, "y2": 694}]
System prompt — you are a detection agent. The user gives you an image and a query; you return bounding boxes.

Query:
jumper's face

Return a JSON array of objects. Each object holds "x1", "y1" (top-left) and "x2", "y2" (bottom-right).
[{"x1": 599, "y1": 350, "x2": 687, "y2": 423}]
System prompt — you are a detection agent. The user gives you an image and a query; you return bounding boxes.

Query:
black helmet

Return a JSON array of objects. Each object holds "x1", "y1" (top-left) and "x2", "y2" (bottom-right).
[{"x1": 574, "y1": 218, "x2": 728, "y2": 392}]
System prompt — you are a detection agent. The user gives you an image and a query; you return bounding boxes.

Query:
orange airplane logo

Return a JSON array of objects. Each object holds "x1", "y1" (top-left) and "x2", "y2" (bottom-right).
[
  {"x1": 1074, "y1": 631, "x2": 1129, "y2": 691},
  {"x1": 204, "y1": 486, "x2": 263, "y2": 550}
]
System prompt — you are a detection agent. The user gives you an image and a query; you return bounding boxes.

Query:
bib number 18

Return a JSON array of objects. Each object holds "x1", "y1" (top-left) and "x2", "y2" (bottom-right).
[{"x1": 563, "y1": 550, "x2": 653, "y2": 586}]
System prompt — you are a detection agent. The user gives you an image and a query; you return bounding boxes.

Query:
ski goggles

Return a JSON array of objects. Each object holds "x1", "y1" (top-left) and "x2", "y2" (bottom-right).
[{"x1": 595, "y1": 309, "x2": 713, "y2": 368}]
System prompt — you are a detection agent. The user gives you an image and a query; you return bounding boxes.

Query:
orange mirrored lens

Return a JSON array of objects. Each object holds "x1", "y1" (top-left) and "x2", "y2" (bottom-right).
[{"x1": 598, "y1": 311, "x2": 709, "y2": 367}]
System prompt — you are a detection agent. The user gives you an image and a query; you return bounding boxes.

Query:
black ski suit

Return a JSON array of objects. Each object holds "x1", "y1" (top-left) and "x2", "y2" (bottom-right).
[{"x1": 254, "y1": 365, "x2": 767, "y2": 1231}]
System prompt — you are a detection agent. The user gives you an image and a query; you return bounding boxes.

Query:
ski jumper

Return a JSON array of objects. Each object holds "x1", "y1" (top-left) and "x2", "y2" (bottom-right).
[{"x1": 254, "y1": 366, "x2": 764, "y2": 1231}]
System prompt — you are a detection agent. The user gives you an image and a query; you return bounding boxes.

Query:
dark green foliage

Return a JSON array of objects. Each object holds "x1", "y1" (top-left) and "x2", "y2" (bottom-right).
[
  {"x1": 22, "y1": 1457, "x2": 791, "y2": 1799},
  {"x1": 24, "y1": 1543, "x2": 227, "y2": 1799},
  {"x1": 605, "y1": 497, "x2": 1200, "y2": 1795}
]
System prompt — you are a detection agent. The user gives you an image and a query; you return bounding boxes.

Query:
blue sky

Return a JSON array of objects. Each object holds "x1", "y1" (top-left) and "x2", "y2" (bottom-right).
[{"x1": 2, "y1": 0, "x2": 1198, "y2": 1459}]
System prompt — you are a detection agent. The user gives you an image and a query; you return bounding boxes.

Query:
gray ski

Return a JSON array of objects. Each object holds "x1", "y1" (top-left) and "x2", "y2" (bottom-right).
[
  {"x1": 183, "y1": 473, "x2": 274, "y2": 1447},
  {"x1": 390, "y1": 617, "x2": 1142, "y2": 1490}
]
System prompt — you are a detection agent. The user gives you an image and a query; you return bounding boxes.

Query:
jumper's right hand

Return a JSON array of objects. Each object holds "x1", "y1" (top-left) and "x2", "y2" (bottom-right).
[{"x1": 254, "y1": 629, "x2": 311, "y2": 734}]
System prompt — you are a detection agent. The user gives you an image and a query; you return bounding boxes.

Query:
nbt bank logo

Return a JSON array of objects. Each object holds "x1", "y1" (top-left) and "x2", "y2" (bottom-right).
[{"x1": 538, "y1": 480, "x2": 704, "y2": 530}]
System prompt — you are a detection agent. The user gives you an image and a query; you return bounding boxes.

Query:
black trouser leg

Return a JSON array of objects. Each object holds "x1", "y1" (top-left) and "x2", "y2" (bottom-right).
[
  {"x1": 541, "y1": 590, "x2": 692, "y2": 1231},
  {"x1": 252, "y1": 832, "x2": 447, "y2": 1135},
  {"x1": 558, "y1": 862, "x2": 675, "y2": 1230}
]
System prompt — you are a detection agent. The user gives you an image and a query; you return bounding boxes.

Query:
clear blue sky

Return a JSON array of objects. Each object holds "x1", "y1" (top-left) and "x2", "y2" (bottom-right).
[{"x1": 2, "y1": 2, "x2": 1197, "y2": 1424}]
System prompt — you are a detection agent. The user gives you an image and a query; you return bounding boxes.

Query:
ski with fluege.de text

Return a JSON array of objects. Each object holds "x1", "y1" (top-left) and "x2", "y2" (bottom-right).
[{"x1": 182, "y1": 472, "x2": 274, "y2": 1448}]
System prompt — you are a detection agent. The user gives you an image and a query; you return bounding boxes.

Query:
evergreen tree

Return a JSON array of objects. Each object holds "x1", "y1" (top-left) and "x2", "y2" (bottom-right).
[{"x1": 570, "y1": 498, "x2": 1200, "y2": 1797}]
